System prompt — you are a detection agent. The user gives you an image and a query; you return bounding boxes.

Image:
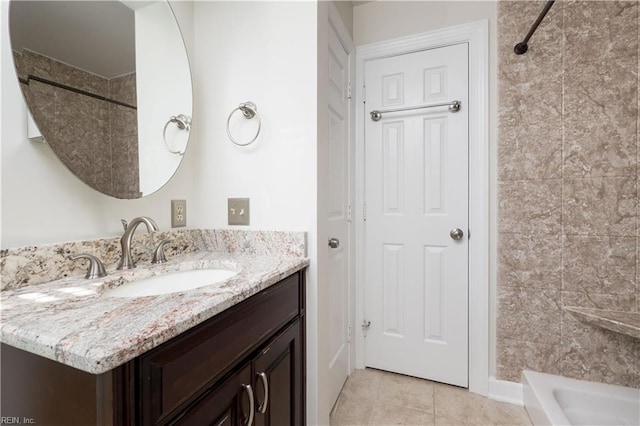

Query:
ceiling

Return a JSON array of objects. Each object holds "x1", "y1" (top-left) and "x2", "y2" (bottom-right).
[{"x1": 10, "y1": 1, "x2": 136, "y2": 78}]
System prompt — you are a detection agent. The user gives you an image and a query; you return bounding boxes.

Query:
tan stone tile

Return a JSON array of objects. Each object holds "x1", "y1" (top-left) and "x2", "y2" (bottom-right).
[
  {"x1": 435, "y1": 413, "x2": 531, "y2": 426},
  {"x1": 564, "y1": 57, "x2": 637, "y2": 122},
  {"x1": 27, "y1": 80, "x2": 56, "y2": 141},
  {"x1": 56, "y1": 88, "x2": 96, "y2": 182},
  {"x1": 496, "y1": 338, "x2": 563, "y2": 383},
  {"x1": 497, "y1": 233, "x2": 562, "y2": 290},
  {"x1": 564, "y1": 0, "x2": 638, "y2": 64},
  {"x1": 498, "y1": 65, "x2": 562, "y2": 129},
  {"x1": 498, "y1": 125, "x2": 562, "y2": 180},
  {"x1": 341, "y1": 368, "x2": 386, "y2": 402},
  {"x1": 562, "y1": 236, "x2": 636, "y2": 296},
  {"x1": 330, "y1": 393, "x2": 374, "y2": 426},
  {"x1": 377, "y1": 371, "x2": 435, "y2": 414},
  {"x1": 435, "y1": 416, "x2": 475, "y2": 426},
  {"x1": 110, "y1": 103, "x2": 140, "y2": 198},
  {"x1": 560, "y1": 312, "x2": 638, "y2": 387},
  {"x1": 93, "y1": 101, "x2": 114, "y2": 195},
  {"x1": 634, "y1": 340, "x2": 640, "y2": 388},
  {"x1": 12, "y1": 50, "x2": 26, "y2": 80},
  {"x1": 563, "y1": 177, "x2": 637, "y2": 236},
  {"x1": 369, "y1": 401, "x2": 434, "y2": 426},
  {"x1": 563, "y1": 121, "x2": 637, "y2": 179},
  {"x1": 563, "y1": 57, "x2": 637, "y2": 178},
  {"x1": 22, "y1": 49, "x2": 53, "y2": 80},
  {"x1": 562, "y1": 291, "x2": 636, "y2": 312},
  {"x1": 434, "y1": 384, "x2": 531, "y2": 425},
  {"x1": 50, "y1": 55, "x2": 109, "y2": 97},
  {"x1": 497, "y1": 287, "x2": 562, "y2": 345},
  {"x1": 637, "y1": 237, "x2": 640, "y2": 311},
  {"x1": 109, "y1": 72, "x2": 137, "y2": 106},
  {"x1": 498, "y1": 179, "x2": 562, "y2": 235}
]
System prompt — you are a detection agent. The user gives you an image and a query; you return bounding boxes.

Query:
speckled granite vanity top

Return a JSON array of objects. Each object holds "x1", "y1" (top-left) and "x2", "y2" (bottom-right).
[
  {"x1": 0, "y1": 229, "x2": 308, "y2": 375},
  {"x1": 565, "y1": 307, "x2": 640, "y2": 340}
]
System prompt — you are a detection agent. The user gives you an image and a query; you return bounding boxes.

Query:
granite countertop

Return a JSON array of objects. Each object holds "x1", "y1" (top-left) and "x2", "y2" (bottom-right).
[
  {"x1": 0, "y1": 251, "x2": 309, "y2": 375},
  {"x1": 565, "y1": 307, "x2": 640, "y2": 340}
]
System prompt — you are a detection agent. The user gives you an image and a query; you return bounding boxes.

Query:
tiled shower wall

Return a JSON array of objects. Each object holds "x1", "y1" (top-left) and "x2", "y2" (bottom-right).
[
  {"x1": 14, "y1": 50, "x2": 140, "y2": 199},
  {"x1": 497, "y1": 0, "x2": 639, "y2": 387}
]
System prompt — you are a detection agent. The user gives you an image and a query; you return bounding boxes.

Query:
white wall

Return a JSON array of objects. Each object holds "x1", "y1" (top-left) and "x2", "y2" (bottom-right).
[
  {"x1": 1, "y1": 1, "x2": 196, "y2": 248},
  {"x1": 135, "y1": 1, "x2": 192, "y2": 196},
  {"x1": 353, "y1": 0, "x2": 499, "y2": 378},
  {"x1": 190, "y1": 2, "x2": 324, "y2": 423},
  {"x1": 333, "y1": 1, "x2": 354, "y2": 39},
  {"x1": 3, "y1": 0, "x2": 327, "y2": 421}
]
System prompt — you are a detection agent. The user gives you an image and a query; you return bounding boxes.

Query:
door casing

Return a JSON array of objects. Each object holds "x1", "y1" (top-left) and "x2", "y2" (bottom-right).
[{"x1": 354, "y1": 20, "x2": 490, "y2": 396}]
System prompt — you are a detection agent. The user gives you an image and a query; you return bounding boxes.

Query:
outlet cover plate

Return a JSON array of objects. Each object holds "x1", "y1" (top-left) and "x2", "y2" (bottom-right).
[
  {"x1": 171, "y1": 200, "x2": 187, "y2": 228},
  {"x1": 228, "y1": 198, "x2": 250, "y2": 226}
]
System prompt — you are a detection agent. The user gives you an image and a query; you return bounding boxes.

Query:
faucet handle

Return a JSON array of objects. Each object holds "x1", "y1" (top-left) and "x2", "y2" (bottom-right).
[
  {"x1": 69, "y1": 253, "x2": 108, "y2": 279},
  {"x1": 152, "y1": 239, "x2": 172, "y2": 264}
]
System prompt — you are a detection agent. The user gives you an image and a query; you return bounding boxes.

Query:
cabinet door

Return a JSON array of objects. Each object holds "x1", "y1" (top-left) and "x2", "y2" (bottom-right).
[
  {"x1": 253, "y1": 320, "x2": 303, "y2": 426},
  {"x1": 138, "y1": 273, "x2": 301, "y2": 425},
  {"x1": 173, "y1": 363, "x2": 255, "y2": 426}
]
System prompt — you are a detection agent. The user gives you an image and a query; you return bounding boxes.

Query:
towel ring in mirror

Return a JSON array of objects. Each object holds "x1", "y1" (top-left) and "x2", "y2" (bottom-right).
[{"x1": 163, "y1": 114, "x2": 191, "y2": 155}]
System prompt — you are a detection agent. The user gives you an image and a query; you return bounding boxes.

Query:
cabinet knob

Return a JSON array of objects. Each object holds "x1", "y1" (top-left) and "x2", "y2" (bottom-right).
[
  {"x1": 328, "y1": 238, "x2": 340, "y2": 248},
  {"x1": 242, "y1": 384, "x2": 255, "y2": 426},
  {"x1": 257, "y1": 372, "x2": 269, "y2": 414}
]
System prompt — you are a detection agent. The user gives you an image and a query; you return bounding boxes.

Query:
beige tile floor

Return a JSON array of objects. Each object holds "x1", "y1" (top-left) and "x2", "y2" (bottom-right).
[{"x1": 330, "y1": 368, "x2": 532, "y2": 426}]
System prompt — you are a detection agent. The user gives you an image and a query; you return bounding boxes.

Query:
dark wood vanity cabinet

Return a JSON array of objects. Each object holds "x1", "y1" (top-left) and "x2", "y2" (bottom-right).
[
  {"x1": 1, "y1": 270, "x2": 306, "y2": 426},
  {"x1": 172, "y1": 320, "x2": 302, "y2": 426}
]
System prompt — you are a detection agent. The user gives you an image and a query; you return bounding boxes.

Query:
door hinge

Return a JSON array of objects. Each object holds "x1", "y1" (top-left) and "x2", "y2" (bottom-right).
[
  {"x1": 347, "y1": 81, "x2": 352, "y2": 100},
  {"x1": 362, "y1": 85, "x2": 366, "y2": 103},
  {"x1": 361, "y1": 320, "x2": 371, "y2": 337},
  {"x1": 363, "y1": 203, "x2": 367, "y2": 221},
  {"x1": 347, "y1": 326, "x2": 352, "y2": 343},
  {"x1": 347, "y1": 204, "x2": 352, "y2": 222}
]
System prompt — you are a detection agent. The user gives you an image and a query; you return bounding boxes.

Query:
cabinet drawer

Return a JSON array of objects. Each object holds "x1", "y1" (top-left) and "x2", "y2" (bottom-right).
[{"x1": 139, "y1": 273, "x2": 301, "y2": 425}]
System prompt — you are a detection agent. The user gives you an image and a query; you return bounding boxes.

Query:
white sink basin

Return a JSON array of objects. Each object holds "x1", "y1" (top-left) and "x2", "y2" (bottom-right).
[{"x1": 105, "y1": 268, "x2": 238, "y2": 297}]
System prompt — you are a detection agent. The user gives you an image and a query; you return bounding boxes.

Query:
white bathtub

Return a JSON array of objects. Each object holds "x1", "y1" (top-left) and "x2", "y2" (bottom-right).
[{"x1": 522, "y1": 370, "x2": 640, "y2": 426}]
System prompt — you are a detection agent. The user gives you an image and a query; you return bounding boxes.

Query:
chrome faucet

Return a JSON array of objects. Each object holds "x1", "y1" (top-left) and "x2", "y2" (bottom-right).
[{"x1": 117, "y1": 216, "x2": 159, "y2": 270}]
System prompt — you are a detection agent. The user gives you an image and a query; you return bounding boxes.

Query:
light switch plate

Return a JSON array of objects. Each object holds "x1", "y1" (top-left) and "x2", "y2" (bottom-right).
[
  {"x1": 228, "y1": 198, "x2": 250, "y2": 226},
  {"x1": 171, "y1": 200, "x2": 187, "y2": 227}
]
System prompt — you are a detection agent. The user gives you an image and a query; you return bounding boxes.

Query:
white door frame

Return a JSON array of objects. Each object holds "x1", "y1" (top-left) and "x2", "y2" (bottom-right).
[{"x1": 355, "y1": 20, "x2": 490, "y2": 396}]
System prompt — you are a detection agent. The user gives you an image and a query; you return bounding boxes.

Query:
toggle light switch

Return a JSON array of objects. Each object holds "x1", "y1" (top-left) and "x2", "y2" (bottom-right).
[{"x1": 228, "y1": 198, "x2": 250, "y2": 226}]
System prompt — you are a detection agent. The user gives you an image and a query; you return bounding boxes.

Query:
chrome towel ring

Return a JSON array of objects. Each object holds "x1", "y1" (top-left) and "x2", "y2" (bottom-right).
[
  {"x1": 163, "y1": 114, "x2": 191, "y2": 155},
  {"x1": 226, "y1": 101, "x2": 261, "y2": 146}
]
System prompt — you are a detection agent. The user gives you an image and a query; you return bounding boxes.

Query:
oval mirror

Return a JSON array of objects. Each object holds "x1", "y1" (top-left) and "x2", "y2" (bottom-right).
[{"x1": 9, "y1": 0, "x2": 192, "y2": 199}]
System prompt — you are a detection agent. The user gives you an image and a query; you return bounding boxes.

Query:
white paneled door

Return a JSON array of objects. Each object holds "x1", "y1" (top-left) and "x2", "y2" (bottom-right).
[
  {"x1": 327, "y1": 18, "x2": 351, "y2": 407},
  {"x1": 364, "y1": 43, "x2": 469, "y2": 387}
]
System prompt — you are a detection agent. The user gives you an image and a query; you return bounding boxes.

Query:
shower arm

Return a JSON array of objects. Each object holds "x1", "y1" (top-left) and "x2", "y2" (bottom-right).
[{"x1": 514, "y1": 0, "x2": 555, "y2": 55}]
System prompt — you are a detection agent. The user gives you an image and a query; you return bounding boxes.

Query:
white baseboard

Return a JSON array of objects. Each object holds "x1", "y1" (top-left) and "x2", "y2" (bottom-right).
[{"x1": 488, "y1": 377, "x2": 524, "y2": 406}]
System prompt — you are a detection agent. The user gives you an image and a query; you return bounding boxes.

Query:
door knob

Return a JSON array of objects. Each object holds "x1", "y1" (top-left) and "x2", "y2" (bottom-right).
[
  {"x1": 328, "y1": 238, "x2": 340, "y2": 248},
  {"x1": 450, "y1": 228, "x2": 464, "y2": 240}
]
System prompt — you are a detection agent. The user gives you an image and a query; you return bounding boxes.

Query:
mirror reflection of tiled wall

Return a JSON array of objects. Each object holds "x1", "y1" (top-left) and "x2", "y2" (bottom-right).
[
  {"x1": 14, "y1": 50, "x2": 140, "y2": 199},
  {"x1": 497, "y1": 0, "x2": 639, "y2": 388}
]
